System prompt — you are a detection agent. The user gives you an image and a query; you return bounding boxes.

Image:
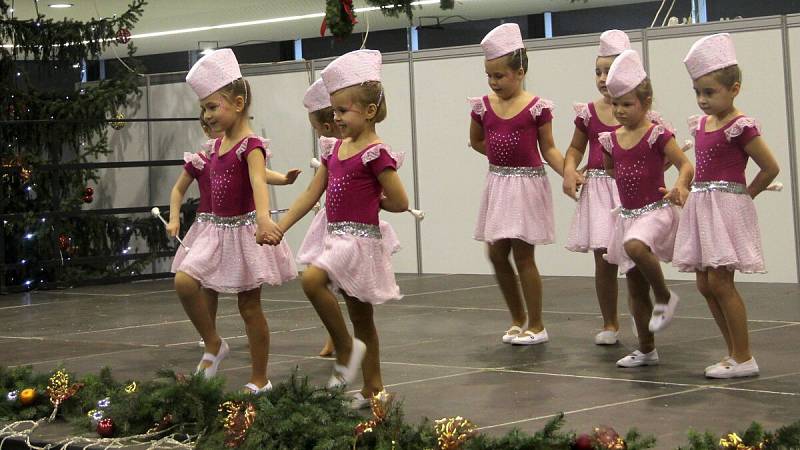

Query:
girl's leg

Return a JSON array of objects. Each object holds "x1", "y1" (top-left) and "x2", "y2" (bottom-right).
[
  {"x1": 696, "y1": 270, "x2": 733, "y2": 357},
  {"x1": 301, "y1": 265, "x2": 353, "y2": 366},
  {"x1": 203, "y1": 288, "x2": 219, "y2": 324},
  {"x1": 175, "y1": 272, "x2": 221, "y2": 369},
  {"x1": 594, "y1": 249, "x2": 619, "y2": 332},
  {"x1": 707, "y1": 268, "x2": 751, "y2": 363},
  {"x1": 510, "y1": 240, "x2": 544, "y2": 332},
  {"x1": 487, "y1": 240, "x2": 526, "y2": 327},
  {"x1": 319, "y1": 336, "x2": 335, "y2": 357},
  {"x1": 344, "y1": 294, "x2": 383, "y2": 397},
  {"x1": 623, "y1": 240, "x2": 670, "y2": 304},
  {"x1": 237, "y1": 287, "x2": 269, "y2": 387},
  {"x1": 625, "y1": 268, "x2": 655, "y2": 354}
]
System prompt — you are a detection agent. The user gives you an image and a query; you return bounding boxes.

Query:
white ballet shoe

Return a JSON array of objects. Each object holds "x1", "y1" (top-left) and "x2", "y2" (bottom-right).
[
  {"x1": 243, "y1": 381, "x2": 273, "y2": 394},
  {"x1": 649, "y1": 290, "x2": 680, "y2": 332},
  {"x1": 502, "y1": 325, "x2": 523, "y2": 344},
  {"x1": 594, "y1": 330, "x2": 619, "y2": 345},
  {"x1": 194, "y1": 339, "x2": 229, "y2": 378},
  {"x1": 510, "y1": 329, "x2": 549, "y2": 345},
  {"x1": 705, "y1": 357, "x2": 759, "y2": 379},
  {"x1": 327, "y1": 338, "x2": 367, "y2": 389},
  {"x1": 616, "y1": 349, "x2": 659, "y2": 368}
]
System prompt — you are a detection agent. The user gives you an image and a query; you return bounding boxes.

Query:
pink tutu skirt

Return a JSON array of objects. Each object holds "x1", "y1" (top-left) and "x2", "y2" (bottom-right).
[
  {"x1": 566, "y1": 171, "x2": 620, "y2": 252},
  {"x1": 170, "y1": 219, "x2": 213, "y2": 273},
  {"x1": 307, "y1": 221, "x2": 401, "y2": 305},
  {"x1": 174, "y1": 212, "x2": 297, "y2": 293},
  {"x1": 604, "y1": 201, "x2": 679, "y2": 274},
  {"x1": 297, "y1": 208, "x2": 400, "y2": 265},
  {"x1": 474, "y1": 166, "x2": 555, "y2": 245},
  {"x1": 673, "y1": 187, "x2": 764, "y2": 273}
]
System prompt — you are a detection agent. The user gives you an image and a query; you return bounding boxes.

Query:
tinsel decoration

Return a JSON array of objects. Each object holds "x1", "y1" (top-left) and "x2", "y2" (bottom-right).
[
  {"x1": 88, "y1": 409, "x2": 104, "y2": 427},
  {"x1": 109, "y1": 112, "x2": 126, "y2": 130},
  {"x1": 434, "y1": 416, "x2": 477, "y2": 450},
  {"x1": 45, "y1": 369, "x2": 83, "y2": 421},
  {"x1": 594, "y1": 425, "x2": 626, "y2": 449},
  {"x1": 97, "y1": 417, "x2": 114, "y2": 437},
  {"x1": 719, "y1": 433, "x2": 767, "y2": 450},
  {"x1": 6, "y1": 390, "x2": 19, "y2": 402},
  {"x1": 219, "y1": 400, "x2": 256, "y2": 448},
  {"x1": 354, "y1": 391, "x2": 394, "y2": 438},
  {"x1": 125, "y1": 381, "x2": 137, "y2": 393}
]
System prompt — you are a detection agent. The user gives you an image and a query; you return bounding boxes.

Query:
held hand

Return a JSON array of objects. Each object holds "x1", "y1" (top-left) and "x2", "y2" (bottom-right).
[
  {"x1": 165, "y1": 220, "x2": 180, "y2": 237},
  {"x1": 284, "y1": 169, "x2": 302, "y2": 185},
  {"x1": 562, "y1": 168, "x2": 585, "y2": 201},
  {"x1": 659, "y1": 185, "x2": 689, "y2": 207},
  {"x1": 255, "y1": 217, "x2": 283, "y2": 245}
]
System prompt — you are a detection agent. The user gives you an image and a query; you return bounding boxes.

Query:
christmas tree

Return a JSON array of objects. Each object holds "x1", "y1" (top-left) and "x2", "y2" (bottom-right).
[{"x1": 0, "y1": 0, "x2": 170, "y2": 292}]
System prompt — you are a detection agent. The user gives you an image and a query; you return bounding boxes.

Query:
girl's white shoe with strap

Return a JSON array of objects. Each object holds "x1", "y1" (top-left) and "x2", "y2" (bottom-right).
[
  {"x1": 244, "y1": 381, "x2": 273, "y2": 394},
  {"x1": 594, "y1": 330, "x2": 619, "y2": 345},
  {"x1": 327, "y1": 338, "x2": 367, "y2": 389},
  {"x1": 616, "y1": 349, "x2": 659, "y2": 367},
  {"x1": 195, "y1": 339, "x2": 229, "y2": 378},
  {"x1": 705, "y1": 357, "x2": 759, "y2": 379},
  {"x1": 510, "y1": 329, "x2": 549, "y2": 345},
  {"x1": 649, "y1": 290, "x2": 680, "y2": 332},
  {"x1": 704, "y1": 356, "x2": 734, "y2": 374},
  {"x1": 502, "y1": 325, "x2": 524, "y2": 343}
]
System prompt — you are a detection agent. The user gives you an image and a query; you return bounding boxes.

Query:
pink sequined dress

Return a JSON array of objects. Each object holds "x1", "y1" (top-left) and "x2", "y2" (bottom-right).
[
  {"x1": 673, "y1": 115, "x2": 764, "y2": 273},
  {"x1": 600, "y1": 125, "x2": 680, "y2": 274},
  {"x1": 170, "y1": 141, "x2": 213, "y2": 272},
  {"x1": 300, "y1": 137, "x2": 403, "y2": 304},
  {"x1": 174, "y1": 135, "x2": 297, "y2": 293},
  {"x1": 469, "y1": 95, "x2": 556, "y2": 245},
  {"x1": 566, "y1": 102, "x2": 621, "y2": 252},
  {"x1": 297, "y1": 141, "x2": 401, "y2": 265}
]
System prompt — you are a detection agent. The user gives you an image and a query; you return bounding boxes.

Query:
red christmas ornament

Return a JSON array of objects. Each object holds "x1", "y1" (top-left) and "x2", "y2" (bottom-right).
[
  {"x1": 82, "y1": 194, "x2": 93, "y2": 204},
  {"x1": 85, "y1": 186, "x2": 94, "y2": 196},
  {"x1": 97, "y1": 418, "x2": 114, "y2": 437},
  {"x1": 115, "y1": 28, "x2": 131, "y2": 44},
  {"x1": 572, "y1": 433, "x2": 594, "y2": 450},
  {"x1": 58, "y1": 234, "x2": 70, "y2": 251}
]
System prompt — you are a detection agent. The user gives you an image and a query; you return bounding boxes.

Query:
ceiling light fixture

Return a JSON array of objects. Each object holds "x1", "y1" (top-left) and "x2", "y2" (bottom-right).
[{"x1": 48, "y1": 3, "x2": 74, "y2": 8}]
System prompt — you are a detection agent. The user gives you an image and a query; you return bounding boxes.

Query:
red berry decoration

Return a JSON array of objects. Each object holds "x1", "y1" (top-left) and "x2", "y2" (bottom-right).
[
  {"x1": 115, "y1": 28, "x2": 131, "y2": 44},
  {"x1": 97, "y1": 418, "x2": 114, "y2": 437},
  {"x1": 57, "y1": 234, "x2": 70, "y2": 251},
  {"x1": 82, "y1": 194, "x2": 93, "y2": 203},
  {"x1": 572, "y1": 433, "x2": 594, "y2": 450},
  {"x1": 85, "y1": 186, "x2": 94, "y2": 196}
]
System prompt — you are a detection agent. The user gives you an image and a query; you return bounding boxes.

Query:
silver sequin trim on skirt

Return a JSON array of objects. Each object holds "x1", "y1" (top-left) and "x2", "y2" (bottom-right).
[
  {"x1": 488, "y1": 164, "x2": 546, "y2": 177},
  {"x1": 195, "y1": 211, "x2": 257, "y2": 228},
  {"x1": 618, "y1": 199, "x2": 672, "y2": 219},
  {"x1": 327, "y1": 221, "x2": 382, "y2": 239},
  {"x1": 691, "y1": 180, "x2": 747, "y2": 195}
]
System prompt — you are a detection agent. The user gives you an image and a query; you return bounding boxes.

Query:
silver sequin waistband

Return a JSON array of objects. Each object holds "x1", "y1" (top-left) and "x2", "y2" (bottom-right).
[
  {"x1": 489, "y1": 164, "x2": 546, "y2": 177},
  {"x1": 691, "y1": 181, "x2": 747, "y2": 195},
  {"x1": 327, "y1": 221, "x2": 382, "y2": 239},
  {"x1": 195, "y1": 211, "x2": 257, "y2": 228},
  {"x1": 585, "y1": 169, "x2": 611, "y2": 178},
  {"x1": 618, "y1": 199, "x2": 672, "y2": 219}
]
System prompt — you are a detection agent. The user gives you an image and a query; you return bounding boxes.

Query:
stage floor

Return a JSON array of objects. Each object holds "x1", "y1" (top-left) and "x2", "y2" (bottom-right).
[{"x1": 1, "y1": 274, "x2": 798, "y2": 448}]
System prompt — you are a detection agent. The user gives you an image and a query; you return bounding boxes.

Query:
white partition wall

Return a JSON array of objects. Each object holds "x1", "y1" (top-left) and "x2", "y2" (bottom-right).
[
  {"x1": 648, "y1": 19, "x2": 797, "y2": 283},
  {"x1": 413, "y1": 50, "x2": 494, "y2": 274},
  {"x1": 247, "y1": 65, "x2": 316, "y2": 262},
  {"x1": 788, "y1": 14, "x2": 800, "y2": 284},
  {"x1": 126, "y1": 17, "x2": 800, "y2": 282}
]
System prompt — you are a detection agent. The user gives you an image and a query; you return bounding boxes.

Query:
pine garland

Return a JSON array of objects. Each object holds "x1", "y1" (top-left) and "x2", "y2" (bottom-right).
[{"x1": 2, "y1": 365, "x2": 799, "y2": 449}]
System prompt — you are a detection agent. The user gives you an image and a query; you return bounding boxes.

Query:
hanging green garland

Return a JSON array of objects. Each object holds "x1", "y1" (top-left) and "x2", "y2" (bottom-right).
[{"x1": 322, "y1": 0, "x2": 358, "y2": 39}]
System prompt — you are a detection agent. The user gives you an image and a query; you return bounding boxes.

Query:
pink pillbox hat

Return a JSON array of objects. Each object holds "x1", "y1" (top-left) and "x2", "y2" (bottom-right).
[
  {"x1": 303, "y1": 79, "x2": 331, "y2": 112},
  {"x1": 598, "y1": 29, "x2": 631, "y2": 57},
  {"x1": 481, "y1": 23, "x2": 524, "y2": 60},
  {"x1": 683, "y1": 33, "x2": 738, "y2": 80},
  {"x1": 186, "y1": 49, "x2": 242, "y2": 100},
  {"x1": 320, "y1": 49, "x2": 382, "y2": 94},
  {"x1": 606, "y1": 49, "x2": 647, "y2": 98}
]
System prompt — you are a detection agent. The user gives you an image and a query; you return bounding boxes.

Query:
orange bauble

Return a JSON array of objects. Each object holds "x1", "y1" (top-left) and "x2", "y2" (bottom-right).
[{"x1": 19, "y1": 388, "x2": 36, "y2": 405}]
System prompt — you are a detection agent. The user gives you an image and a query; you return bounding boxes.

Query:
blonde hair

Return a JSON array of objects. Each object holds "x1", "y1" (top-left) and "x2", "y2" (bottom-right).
[
  {"x1": 216, "y1": 78, "x2": 251, "y2": 114},
  {"x1": 199, "y1": 110, "x2": 211, "y2": 134},
  {"x1": 633, "y1": 77, "x2": 653, "y2": 110},
  {"x1": 348, "y1": 81, "x2": 387, "y2": 123},
  {"x1": 504, "y1": 48, "x2": 528, "y2": 74}
]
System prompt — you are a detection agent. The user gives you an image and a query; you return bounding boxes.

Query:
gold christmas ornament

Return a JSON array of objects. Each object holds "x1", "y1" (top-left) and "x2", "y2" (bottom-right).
[
  {"x1": 19, "y1": 388, "x2": 36, "y2": 406},
  {"x1": 219, "y1": 400, "x2": 256, "y2": 448},
  {"x1": 109, "y1": 112, "x2": 126, "y2": 130},
  {"x1": 434, "y1": 416, "x2": 477, "y2": 450}
]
